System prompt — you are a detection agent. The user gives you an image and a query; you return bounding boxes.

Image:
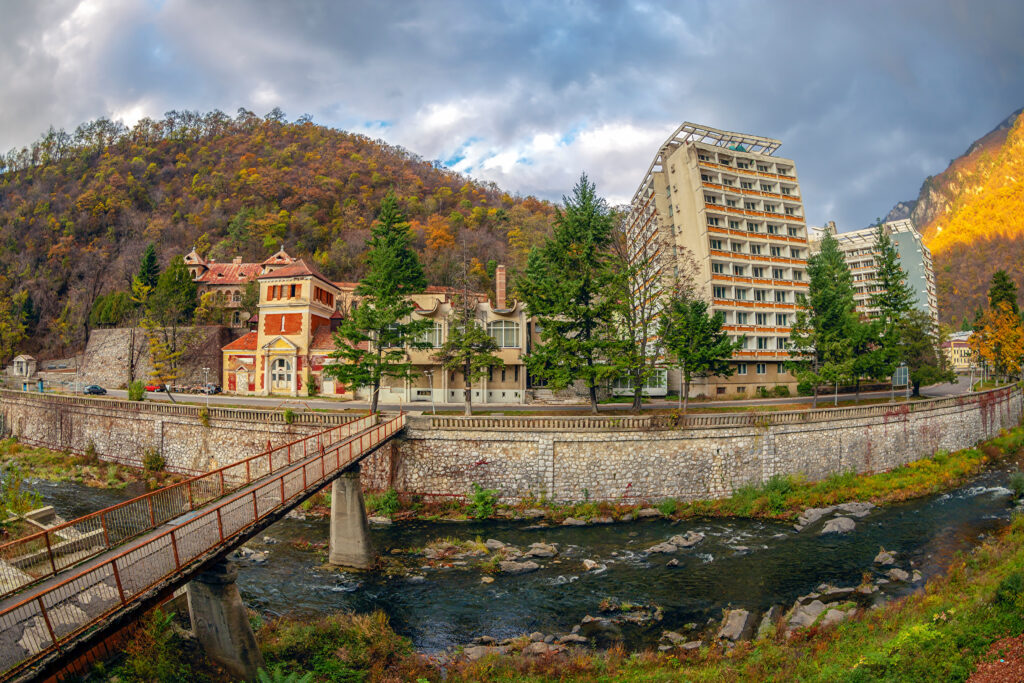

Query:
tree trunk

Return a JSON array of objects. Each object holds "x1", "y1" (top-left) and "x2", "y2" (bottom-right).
[
  {"x1": 913, "y1": 380, "x2": 921, "y2": 397},
  {"x1": 164, "y1": 384, "x2": 176, "y2": 404},
  {"x1": 370, "y1": 381, "x2": 380, "y2": 414},
  {"x1": 812, "y1": 384, "x2": 818, "y2": 409},
  {"x1": 683, "y1": 378, "x2": 690, "y2": 414},
  {"x1": 464, "y1": 362, "x2": 473, "y2": 416},
  {"x1": 631, "y1": 387, "x2": 642, "y2": 413},
  {"x1": 589, "y1": 384, "x2": 598, "y2": 415},
  {"x1": 855, "y1": 377, "x2": 861, "y2": 401}
]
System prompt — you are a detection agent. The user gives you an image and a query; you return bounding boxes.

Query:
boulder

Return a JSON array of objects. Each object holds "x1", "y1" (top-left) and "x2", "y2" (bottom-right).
[
  {"x1": 756, "y1": 605, "x2": 782, "y2": 639},
  {"x1": 368, "y1": 516, "x2": 392, "y2": 526},
  {"x1": 557, "y1": 634, "x2": 588, "y2": 644},
  {"x1": 912, "y1": 570, "x2": 923, "y2": 583},
  {"x1": 820, "y1": 516, "x2": 856, "y2": 534},
  {"x1": 529, "y1": 631, "x2": 545, "y2": 642},
  {"x1": 647, "y1": 542, "x2": 678, "y2": 554},
  {"x1": 661, "y1": 630, "x2": 687, "y2": 645},
  {"x1": 464, "y1": 645, "x2": 505, "y2": 660},
  {"x1": 668, "y1": 531, "x2": 705, "y2": 548},
  {"x1": 499, "y1": 560, "x2": 540, "y2": 574},
  {"x1": 887, "y1": 568, "x2": 910, "y2": 582},
  {"x1": 836, "y1": 501, "x2": 875, "y2": 517},
  {"x1": 521, "y1": 509, "x2": 546, "y2": 519},
  {"x1": 817, "y1": 585, "x2": 857, "y2": 603},
  {"x1": 636, "y1": 508, "x2": 662, "y2": 519},
  {"x1": 582, "y1": 559, "x2": 601, "y2": 571},
  {"x1": 820, "y1": 608, "x2": 852, "y2": 628},
  {"x1": 682, "y1": 640, "x2": 703, "y2": 651},
  {"x1": 480, "y1": 576, "x2": 494, "y2": 584},
  {"x1": 796, "y1": 506, "x2": 837, "y2": 530},
  {"x1": 874, "y1": 549, "x2": 896, "y2": 565},
  {"x1": 562, "y1": 517, "x2": 587, "y2": 526},
  {"x1": 717, "y1": 609, "x2": 756, "y2": 641},
  {"x1": 484, "y1": 539, "x2": 506, "y2": 551},
  {"x1": 544, "y1": 635, "x2": 555, "y2": 644},
  {"x1": 620, "y1": 514, "x2": 634, "y2": 522},
  {"x1": 666, "y1": 558, "x2": 680, "y2": 567},
  {"x1": 525, "y1": 543, "x2": 558, "y2": 558},
  {"x1": 787, "y1": 600, "x2": 827, "y2": 632},
  {"x1": 593, "y1": 516, "x2": 614, "y2": 524},
  {"x1": 523, "y1": 641, "x2": 551, "y2": 656},
  {"x1": 261, "y1": 535, "x2": 279, "y2": 544},
  {"x1": 580, "y1": 615, "x2": 623, "y2": 641}
]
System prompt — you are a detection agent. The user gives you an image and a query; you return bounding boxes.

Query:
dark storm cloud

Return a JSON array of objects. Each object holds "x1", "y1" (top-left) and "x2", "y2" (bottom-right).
[{"x1": 1, "y1": 0, "x2": 1022, "y2": 228}]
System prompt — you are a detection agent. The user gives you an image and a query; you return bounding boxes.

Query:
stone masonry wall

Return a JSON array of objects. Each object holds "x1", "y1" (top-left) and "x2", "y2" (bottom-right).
[{"x1": 380, "y1": 387, "x2": 1023, "y2": 503}]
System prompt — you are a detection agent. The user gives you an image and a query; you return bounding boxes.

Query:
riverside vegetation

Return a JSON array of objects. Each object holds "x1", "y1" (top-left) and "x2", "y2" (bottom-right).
[{"x1": 82, "y1": 422, "x2": 1024, "y2": 682}]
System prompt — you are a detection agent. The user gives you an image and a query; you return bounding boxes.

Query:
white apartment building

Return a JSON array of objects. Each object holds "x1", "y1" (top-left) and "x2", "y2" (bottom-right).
[
  {"x1": 809, "y1": 219, "x2": 938, "y2": 327},
  {"x1": 626, "y1": 122, "x2": 809, "y2": 397}
]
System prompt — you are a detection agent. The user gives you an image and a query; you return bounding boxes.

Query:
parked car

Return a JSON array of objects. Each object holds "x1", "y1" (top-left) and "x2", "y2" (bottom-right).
[
  {"x1": 83, "y1": 385, "x2": 106, "y2": 395},
  {"x1": 202, "y1": 383, "x2": 221, "y2": 395},
  {"x1": 144, "y1": 384, "x2": 163, "y2": 392}
]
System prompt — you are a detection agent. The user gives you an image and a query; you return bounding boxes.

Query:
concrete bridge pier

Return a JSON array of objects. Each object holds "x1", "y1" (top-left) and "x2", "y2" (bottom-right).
[
  {"x1": 187, "y1": 559, "x2": 264, "y2": 681},
  {"x1": 328, "y1": 465, "x2": 376, "y2": 568}
]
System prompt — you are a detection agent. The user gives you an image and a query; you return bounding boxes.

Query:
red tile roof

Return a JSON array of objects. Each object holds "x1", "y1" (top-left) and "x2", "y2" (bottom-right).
[
  {"x1": 222, "y1": 331, "x2": 258, "y2": 351},
  {"x1": 196, "y1": 263, "x2": 262, "y2": 285},
  {"x1": 258, "y1": 259, "x2": 334, "y2": 285},
  {"x1": 262, "y1": 248, "x2": 294, "y2": 266}
]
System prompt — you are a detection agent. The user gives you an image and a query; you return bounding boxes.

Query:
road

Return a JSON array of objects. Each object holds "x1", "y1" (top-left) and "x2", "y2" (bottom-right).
[{"x1": 90, "y1": 374, "x2": 972, "y2": 413}]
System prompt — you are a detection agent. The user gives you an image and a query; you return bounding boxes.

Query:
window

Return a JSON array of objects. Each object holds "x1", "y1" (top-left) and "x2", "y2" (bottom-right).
[
  {"x1": 777, "y1": 168, "x2": 790, "y2": 176},
  {"x1": 770, "y1": 246, "x2": 783, "y2": 257},
  {"x1": 754, "y1": 289, "x2": 767, "y2": 302},
  {"x1": 707, "y1": 216, "x2": 720, "y2": 226},
  {"x1": 271, "y1": 358, "x2": 292, "y2": 385},
  {"x1": 747, "y1": 222, "x2": 760, "y2": 232},
  {"x1": 764, "y1": 203, "x2": 777, "y2": 213},
  {"x1": 793, "y1": 271, "x2": 803, "y2": 281},
  {"x1": 788, "y1": 227, "x2": 799, "y2": 237},
  {"x1": 757, "y1": 337, "x2": 770, "y2": 350},
  {"x1": 767, "y1": 224, "x2": 779, "y2": 235},
  {"x1": 487, "y1": 320, "x2": 520, "y2": 348},
  {"x1": 750, "y1": 244, "x2": 762, "y2": 255},
  {"x1": 774, "y1": 291, "x2": 787, "y2": 303},
  {"x1": 379, "y1": 322, "x2": 403, "y2": 348},
  {"x1": 713, "y1": 286, "x2": 728, "y2": 299},
  {"x1": 777, "y1": 337, "x2": 789, "y2": 350},
  {"x1": 756, "y1": 363, "x2": 767, "y2": 374},
  {"x1": 773, "y1": 268, "x2": 784, "y2": 279},
  {"x1": 737, "y1": 363, "x2": 747, "y2": 375},
  {"x1": 781, "y1": 188, "x2": 792, "y2": 196},
  {"x1": 704, "y1": 194, "x2": 718, "y2": 204},
  {"x1": 733, "y1": 265, "x2": 745, "y2": 276},
  {"x1": 712, "y1": 262, "x2": 725, "y2": 274},
  {"x1": 760, "y1": 183, "x2": 773, "y2": 192},
  {"x1": 776, "y1": 313, "x2": 788, "y2": 326},
  {"x1": 717, "y1": 387, "x2": 727, "y2": 395},
  {"x1": 735, "y1": 288, "x2": 748, "y2": 300},
  {"x1": 790, "y1": 248, "x2": 802, "y2": 259},
  {"x1": 701, "y1": 174, "x2": 712, "y2": 182},
  {"x1": 785, "y1": 207, "x2": 797, "y2": 216},
  {"x1": 755, "y1": 313, "x2": 768, "y2": 325},
  {"x1": 732, "y1": 242, "x2": 743, "y2": 253},
  {"x1": 726, "y1": 199, "x2": 738, "y2": 208},
  {"x1": 231, "y1": 291, "x2": 241, "y2": 303},
  {"x1": 741, "y1": 180, "x2": 754, "y2": 189},
  {"x1": 698, "y1": 153, "x2": 710, "y2": 161},
  {"x1": 722, "y1": 178, "x2": 733, "y2": 186},
  {"x1": 744, "y1": 201, "x2": 758, "y2": 210},
  {"x1": 710, "y1": 238, "x2": 723, "y2": 250},
  {"x1": 736, "y1": 386, "x2": 746, "y2": 393},
  {"x1": 757, "y1": 164, "x2": 769, "y2": 172},
  {"x1": 418, "y1": 322, "x2": 443, "y2": 347},
  {"x1": 778, "y1": 362, "x2": 786, "y2": 373},
  {"x1": 752, "y1": 266, "x2": 765, "y2": 278},
  {"x1": 736, "y1": 312, "x2": 748, "y2": 324},
  {"x1": 737, "y1": 162, "x2": 750, "y2": 169}
]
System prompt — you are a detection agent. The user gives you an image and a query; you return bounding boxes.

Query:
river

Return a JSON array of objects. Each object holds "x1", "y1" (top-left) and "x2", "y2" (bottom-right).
[{"x1": 30, "y1": 463, "x2": 1020, "y2": 652}]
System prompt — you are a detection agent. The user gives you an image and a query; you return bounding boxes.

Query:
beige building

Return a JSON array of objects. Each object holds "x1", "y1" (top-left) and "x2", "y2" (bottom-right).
[
  {"x1": 184, "y1": 247, "x2": 296, "y2": 326},
  {"x1": 808, "y1": 219, "x2": 938, "y2": 328},
  {"x1": 626, "y1": 122, "x2": 809, "y2": 396},
  {"x1": 942, "y1": 331, "x2": 974, "y2": 371},
  {"x1": 222, "y1": 262, "x2": 529, "y2": 404}
]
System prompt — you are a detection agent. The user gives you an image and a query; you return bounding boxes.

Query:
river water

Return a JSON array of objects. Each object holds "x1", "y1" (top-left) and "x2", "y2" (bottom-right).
[{"x1": 31, "y1": 464, "x2": 1020, "y2": 652}]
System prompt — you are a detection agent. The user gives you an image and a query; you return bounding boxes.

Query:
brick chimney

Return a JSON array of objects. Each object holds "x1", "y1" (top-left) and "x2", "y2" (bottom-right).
[
  {"x1": 232, "y1": 256, "x2": 243, "y2": 265},
  {"x1": 495, "y1": 265, "x2": 506, "y2": 309}
]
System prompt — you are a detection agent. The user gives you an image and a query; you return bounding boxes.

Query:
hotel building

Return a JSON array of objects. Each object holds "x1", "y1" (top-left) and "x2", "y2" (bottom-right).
[
  {"x1": 626, "y1": 122, "x2": 809, "y2": 396},
  {"x1": 808, "y1": 219, "x2": 938, "y2": 327}
]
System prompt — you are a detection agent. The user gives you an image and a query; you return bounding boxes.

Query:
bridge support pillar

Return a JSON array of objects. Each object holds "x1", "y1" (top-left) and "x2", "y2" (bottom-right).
[
  {"x1": 187, "y1": 559, "x2": 264, "y2": 681},
  {"x1": 329, "y1": 466, "x2": 375, "y2": 568}
]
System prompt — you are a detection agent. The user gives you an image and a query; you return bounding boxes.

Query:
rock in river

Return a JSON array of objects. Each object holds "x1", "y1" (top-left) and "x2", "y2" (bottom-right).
[
  {"x1": 668, "y1": 531, "x2": 705, "y2": 548},
  {"x1": 647, "y1": 542, "x2": 678, "y2": 554},
  {"x1": 499, "y1": 560, "x2": 540, "y2": 574},
  {"x1": 717, "y1": 609, "x2": 756, "y2": 641},
  {"x1": 820, "y1": 516, "x2": 856, "y2": 534}
]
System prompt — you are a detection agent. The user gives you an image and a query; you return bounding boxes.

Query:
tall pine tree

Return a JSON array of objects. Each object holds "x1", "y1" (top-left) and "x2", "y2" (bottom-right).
[
  {"x1": 866, "y1": 223, "x2": 916, "y2": 388},
  {"x1": 658, "y1": 297, "x2": 741, "y2": 413},
  {"x1": 326, "y1": 191, "x2": 430, "y2": 413},
  {"x1": 138, "y1": 244, "x2": 160, "y2": 290},
  {"x1": 988, "y1": 270, "x2": 1019, "y2": 315},
  {"x1": 519, "y1": 174, "x2": 618, "y2": 413}
]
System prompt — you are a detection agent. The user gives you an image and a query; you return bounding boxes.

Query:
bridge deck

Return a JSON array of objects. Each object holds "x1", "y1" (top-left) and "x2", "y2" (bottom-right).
[{"x1": 0, "y1": 413, "x2": 405, "y2": 680}]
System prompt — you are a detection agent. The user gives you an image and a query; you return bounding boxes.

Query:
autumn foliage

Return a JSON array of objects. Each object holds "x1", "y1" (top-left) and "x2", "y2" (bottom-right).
[{"x1": 0, "y1": 109, "x2": 555, "y2": 356}]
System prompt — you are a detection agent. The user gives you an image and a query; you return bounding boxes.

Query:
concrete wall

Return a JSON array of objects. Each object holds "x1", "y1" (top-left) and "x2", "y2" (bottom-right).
[
  {"x1": 369, "y1": 387, "x2": 1022, "y2": 503},
  {"x1": 0, "y1": 390, "x2": 353, "y2": 474}
]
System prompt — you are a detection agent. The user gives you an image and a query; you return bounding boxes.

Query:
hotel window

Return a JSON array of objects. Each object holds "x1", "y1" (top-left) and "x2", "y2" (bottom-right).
[
  {"x1": 764, "y1": 203, "x2": 777, "y2": 213},
  {"x1": 713, "y1": 286, "x2": 728, "y2": 298},
  {"x1": 698, "y1": 153, "x2": 710, "y2": 161},
  {"x1": 701, "y1": 174, "x2": 712, "y2": 182},
  {"x1": 710, "y1": 239, "x2": 723, "y2": 250},
  {"x1": 770, "y1": 246, "x2": 783, "y2": 257},
  {"x1": 736, "y1": 312, "x2": 748, "y2": 324},
  {"x1": 756, "y1": 363, "x2": 767, "y2": 374},
  {"x1": 707, "y1": 216, "x2": 721, "y2": 226},
  {"x1": 729, "y1": 220, "x2": 741, "y2": 228},
  {"x1": 733, "y1": 265, "x2": 745, "y2": 276},
  {"x1": 722, "y1": 178, "x2": 734, "y2": 186},
  {"x1": 777, "y1": 168, "x2": 790, "y2": 176},
  {"x1": 774, "y1": 291, "x2": 787, "y2": 303},
  {"x1": 757, "y1": 164, "x2": 769, "y2": 172},
  {"x1": 726, "y1": 199, "x2": 738, "y2": 208},
  {"x1": 776, "y1": 314, "x2": 788, "y2": 326},
  {"x1": 740, "y1": 180, "x2": 754, "y2": 189},
  {"x1": 785, "y1": 207, "x2": 797, "y2": 215},
  {"x1": 767, "y1": 224, "x2": 779, "y2": 235},
  {"x1": 777, "y1": 337, "x2": 789, "y2": 350},
  {"x1": 752, "y1": 266, "x2": 765, "y2": 277},
  {"x1": 788, "y1": 227, "x2": 800, "y2": 237},
  {"x1": 754, "y1": 289, "x2": 767, "y2": 302},
  {"x1": 737, "y1": 363, "x2": 747, "y2": 375},
  {"x1": 712, "y1": 262, "x2": 726, "y2": 274},
  {"x1": 793, "y1": 270, "x2": 803, "y2": 281},
  {"x1": 790, "y1": 248, "x2": 802, "y2": 258},
  {"x1": 487, "y1": 320, "x2": 520, "y2": 348},
  {"x1": 750, "y1": 244, "x2": 762, "y2": 255},
  {"x1": 704, "y1": 194, "x2": 718, "y2": 204},
  {"x1": 757, "y1": 337, "x2": 769, "y2": 350},
  {"x1": 732, "y1": 242, "x2": 743, "y2": 253},
  {"x1": 747, "y1": 222, "x2": 760, "y2": 232},
  {"x1": 735, "y1": 288, "x2": 748, "y2": 301},
  {"x1": 755, "y1": 313, "x2": 768, "y2": 325},
  {"x1": 772, "y1": 268, "x2": 784, "y2": 279},
  {"x1": 778, "y1": 362, "x2": 786, "y2": 373},
  {"x1": 737, "y1": 162, "x2": 750, "y2": 169},
  {"x1": 760, "y1": 183, "x2": 773, "y2": 192},
  {"x1": 744, "y1": 201, "x2": 758, "y2": 210}
]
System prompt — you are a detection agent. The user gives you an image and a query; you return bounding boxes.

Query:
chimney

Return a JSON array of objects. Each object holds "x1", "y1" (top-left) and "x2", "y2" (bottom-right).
[
  {"x1": 825, "y1": 220, "x2": 837, "y2": 235},
  {"x1": 495, "y1": 265, "x2": 506, "y2": 309},
  {"x1": 233, "y1": 256, "x2": 243, "y2": 265}
]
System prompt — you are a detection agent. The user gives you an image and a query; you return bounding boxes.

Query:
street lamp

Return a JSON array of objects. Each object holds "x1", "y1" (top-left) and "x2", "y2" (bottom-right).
[
  {"x1": 424, "y1": 369, "x2": 436, "y2": 415},
  {"x1": 202, "y1": 366, "x2": 210, "y2": 409}
]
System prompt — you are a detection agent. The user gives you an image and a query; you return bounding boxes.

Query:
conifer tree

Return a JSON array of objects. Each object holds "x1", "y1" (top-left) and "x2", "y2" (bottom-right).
[
  {"x1": 900, "y1": 309, "x2": 956, "y2": 394},
  {"x1": 988, "y1": 270, "x2": 1019, "y2": 315},
  {"x1": 138, "y1": 243, "x2": 160, "y2": 291},
  {"x1": 519, "y1": 174, "x2": 618, "y2": 413},
  {"x1": 326, "y1": 191, "x2": 430, "y2": 413},
  {"x1": 658, "y1": 297, "x2": 741, "y2": 413},
  {"x1": 865, "y1": 223, "x2": 916, "y2": 388},
  {"x1": 433, "y1": 293, "x2": 503, "y2": 416}
]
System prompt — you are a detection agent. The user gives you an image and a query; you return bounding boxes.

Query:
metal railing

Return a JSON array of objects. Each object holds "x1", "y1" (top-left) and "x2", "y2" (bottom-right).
[
  {"x1": 0, "y1": 413, "x2": 405, "y2": 680},
  {"x1": 0, "y1": 414, "x2": 376, "y2": 598},
  {"x1": 424, "y1": 386, "x2": 1019, "y2": 431},
  {"x1": 0, "y1": 389, "x2": 358, "y2": 426}
]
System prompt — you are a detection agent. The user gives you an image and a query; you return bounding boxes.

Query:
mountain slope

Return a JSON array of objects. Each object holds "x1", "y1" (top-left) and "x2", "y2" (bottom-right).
[
  {"x1": 887, "y1": 108, "x2": 1024, "y2": 324},
  {"x1": 0, "y1": 110, "x2": 555, "y2": 355}
]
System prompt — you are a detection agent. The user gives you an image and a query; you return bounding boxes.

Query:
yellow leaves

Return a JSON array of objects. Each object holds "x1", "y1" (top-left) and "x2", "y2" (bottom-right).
[
  {"x1": 424, "y1": 214, "x2": 455, "y2": 252},
  {"x1": 970, "y1": 301, "x2": 1024, "y2": 376}
]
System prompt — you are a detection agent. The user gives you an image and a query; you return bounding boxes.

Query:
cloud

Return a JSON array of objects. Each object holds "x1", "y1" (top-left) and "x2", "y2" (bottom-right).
[{"x1": 1, "y1": 0, "x2": 1022, "y2": 229}]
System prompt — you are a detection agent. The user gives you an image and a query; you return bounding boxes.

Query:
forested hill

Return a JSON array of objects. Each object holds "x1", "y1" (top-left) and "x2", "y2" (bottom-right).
[
  {"x1": 0, "y1": 109, "x2": 555, "y2": 355},
  {"x1": 886, "y1": 108, "x2": 1024, "y2": 324}
]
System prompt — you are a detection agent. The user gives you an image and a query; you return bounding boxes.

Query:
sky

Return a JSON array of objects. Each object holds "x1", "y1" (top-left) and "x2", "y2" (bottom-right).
[{"x1": 1, "y1": 0, "x2": 1023, "y2": 229}]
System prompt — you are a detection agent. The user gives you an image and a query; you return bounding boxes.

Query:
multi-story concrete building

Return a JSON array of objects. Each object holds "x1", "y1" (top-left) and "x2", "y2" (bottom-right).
[
  {"x1": 626, "y1": 122, "x2": 809, "y2": 397},
  {"x1": 808, "y1": 219, "x2": 938, "y2": 327},
  {"x1": 221, "y1": 261, "x2": 529, "y2": 404}
]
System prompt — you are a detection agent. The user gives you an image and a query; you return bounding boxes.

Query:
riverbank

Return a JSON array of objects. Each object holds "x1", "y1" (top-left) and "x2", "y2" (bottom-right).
[{"x1": 319, "y1": 423, "x2": 1024, "y2": 527}]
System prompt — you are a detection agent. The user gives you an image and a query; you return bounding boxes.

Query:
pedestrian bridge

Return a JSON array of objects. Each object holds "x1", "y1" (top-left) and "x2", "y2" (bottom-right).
[{"x1": 0, "y1": 412, "x2": 405, "y2": 681}]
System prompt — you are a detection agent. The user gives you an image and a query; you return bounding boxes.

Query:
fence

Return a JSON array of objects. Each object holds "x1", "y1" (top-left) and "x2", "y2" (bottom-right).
[
  {"x1": 0, "y1": 414, "x2": 376, "y2": 599},
  {"x1": 0, "y1": 413, "x2": 405, "y2": 680},
  {"x1": 0, "y1": 389, "x2": 359, "y2": 426},
  {"x1": 424, "y1": 386, "x2": 1019, "y2": 431}
]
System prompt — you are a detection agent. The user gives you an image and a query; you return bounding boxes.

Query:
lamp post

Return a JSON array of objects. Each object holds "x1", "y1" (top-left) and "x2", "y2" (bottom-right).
[
  {"x1": 424, "y1": 369, "x2": 436, "y2": 415},
  {"x1": 202, "y1": 366, "x2": 210, "y2": 409}
]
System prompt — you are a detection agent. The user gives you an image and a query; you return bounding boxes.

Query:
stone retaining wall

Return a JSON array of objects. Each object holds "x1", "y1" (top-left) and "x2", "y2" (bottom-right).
[
  {"x1": 0, "y1": 391, "x2": 352, "y2": 474},
  {"x1": 378, "y1": 387, "x2": 1022, "y2": 503}
]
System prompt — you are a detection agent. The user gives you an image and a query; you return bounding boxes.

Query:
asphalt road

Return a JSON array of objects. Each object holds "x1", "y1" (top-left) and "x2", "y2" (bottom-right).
[{"x1": 90, "y1": 373, "x2": 973, "y2": 413}]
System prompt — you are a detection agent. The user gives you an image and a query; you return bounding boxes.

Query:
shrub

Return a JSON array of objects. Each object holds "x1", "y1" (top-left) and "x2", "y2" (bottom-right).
[
  {"x1": 0, "y1": 464, "x2": 42, "y2": 515},
  {"x1": 995, "y1": 571, "x2": 1024, "y2": 607},
  {"x1": 283, "y1": 408, "x2": 295, "y2": 424},
  {"x1": 773, "y1": 385, "x2": 791, "y2": 397},
  {"x1": 796, "y1": 380, "x2": 814, "y2": 396},
  {"x1": 1010, "y1": 471, "x2": 1024, "y2": 499},
  {"x1": 143, "y1": 448, "x2": 165, "y2": 472},
  {"x1": 469, "y1": 483, "x2": 498, "y2": 519},
  {"x1": 82, "y1": 442, "x2": 100, "y2": 466},
  {"x1": 257, "y1": 666, "x2": 313, "y2": 683},
  {"x1": 656, "y1": 498, "x2": 678, "y2": 516},
  {"x1": 128, "y1": 380, "x2": 145, "y2": 401},
  {"x1": 198, "y1": 407, "x2": 210, "y2": 428},
  {"x1": 367, "y1": 489, "x2": 400, "y2": 516},
  {"x1": 306, "y1": 377, "x2": 318, "y2": 397}
]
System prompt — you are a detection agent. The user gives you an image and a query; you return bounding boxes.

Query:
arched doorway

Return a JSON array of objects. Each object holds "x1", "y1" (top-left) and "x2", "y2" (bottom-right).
[{"x1": 271, "y1": 358, "x2": 292, "y2": 392}]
